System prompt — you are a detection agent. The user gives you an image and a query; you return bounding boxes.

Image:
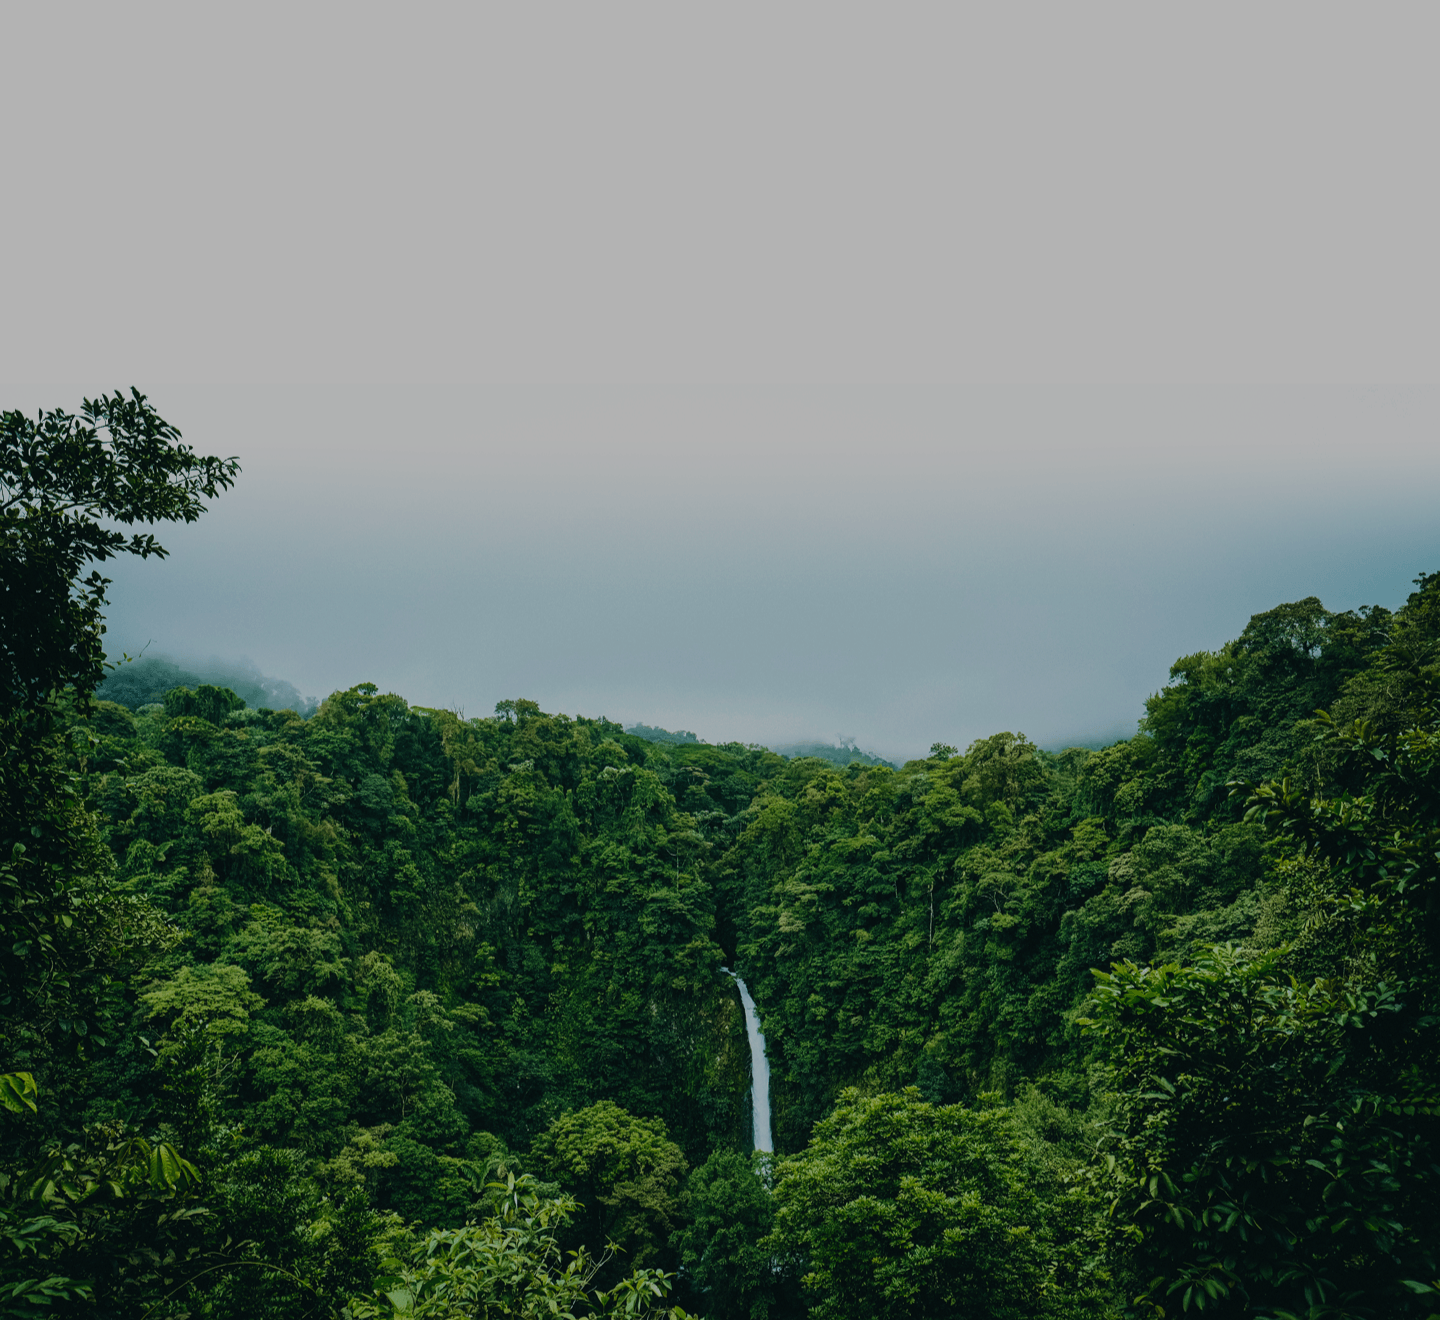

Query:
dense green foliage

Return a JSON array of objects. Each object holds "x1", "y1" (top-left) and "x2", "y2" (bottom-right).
[
  {"x1": 7, "y1": 391, "x2": 1440, "y2": 1318},
  {"x1": 347, "y1": 1172, "x2": 690, "y2": 1320},
  {"x1": 730, "y1": 595, "x2": 1405, "y2": 1147},
  {"x1": 765, "y1": 1087, "x2": 1109, "y2": 1320},
  {"x1": 674, "y1": 1150, "x2": 792, "y2": 1320}
]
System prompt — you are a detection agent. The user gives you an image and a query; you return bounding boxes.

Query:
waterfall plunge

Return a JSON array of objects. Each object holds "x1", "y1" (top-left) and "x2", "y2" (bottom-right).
[{"x1": 725, "y1": 970, "x2": 773, "y2": 1152}]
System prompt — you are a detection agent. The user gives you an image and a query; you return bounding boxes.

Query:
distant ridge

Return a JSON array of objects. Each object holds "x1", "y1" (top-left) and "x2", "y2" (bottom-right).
[
  {"x1": 1039, "y1": 722, "x2": 1140, "y2": 754},
  {"x1": 97, "y1": 654, "x2": 318, "y2": 716},
  {"x1": 625, "y1": 723, "x2": 700, "y2": 745},
  {"x1": 626, "y1": 723, "x2": 895, "y2": 769},
  {"x1": 769, "y1": 741, "x2": 896, "y2": 770}
]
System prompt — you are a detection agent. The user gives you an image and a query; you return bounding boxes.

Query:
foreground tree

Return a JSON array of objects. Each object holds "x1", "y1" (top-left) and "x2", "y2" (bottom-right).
[
  {"x1": 764, "y1": 1088, "x2": 1115, "y2": 1320},
  {"x1": 1085, "y1": 625, "x2": 1440, "y2": 1318},
  {"x1": 1086, "y1": 946, "x2": 1438, "y2": 1318},
  {"x1": 529, "y1": 1101, "x2": 689, "y2": 1280},
  {"x1": 348, "y1": 1172, "x2": 696, "y2": 1320},
  {"x1": 1, "y1": 390, "x2": 239, "y2": 1061},
  {"x1": 0, "y1": 391, "x2": 241, "y2": 1315},
  {"x1": 675, "y1": 1149, "x2": 800, "y2": 1320}
]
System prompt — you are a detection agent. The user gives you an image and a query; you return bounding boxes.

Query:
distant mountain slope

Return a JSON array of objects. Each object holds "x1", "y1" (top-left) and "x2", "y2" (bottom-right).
[
  {"x1": 626, "y1": 723, "x2": 896, "y2": 770},
  {"x1": 1040, "y1": 723, "x2": 1140, "y2": 753},
  {"x1": 768, "y1": 740, "x2": 897, "y2": 770},
  {"x1": 625, "y1": 722, "x2": 700, "y2": 744},
  {"x1": 97, "y1": 654, "x2": 318, "y2": 715}
]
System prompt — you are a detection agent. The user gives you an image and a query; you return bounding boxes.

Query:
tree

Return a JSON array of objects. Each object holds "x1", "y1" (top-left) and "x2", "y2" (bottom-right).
[
  {"x1": 347, "y1": 1173, "x2": 695, "y2": 1320},
  {"x1": 529, "y1": 1101, "x2": 689, "y2": 1278},
  {"x1": 675, "y1": 1149, "x2": 799, "y2": 1320},
  {"x1": 1, "y1": 1069, "x2": 204, "y2": 1319},
  {"x1": 1084, "y1": 947, "x2": 1438, "y2": 1318},
  {"x1": 1082, "y1": 646, "x2": 1440, "y2": 1318},
  {"x1": 1, "y1": 391, "x2": 237, "y2": 1066},
  {"x1": 0, "y1": 391, "x2": 241, "y2": 1316},
  {"x1": 764, "y1": 1088, "x2": 1114, "y2": 1320},
  {"x1": 185, "y1": 1146, "x2": 381, "y2": 1320},
  {"x1": 137, "y1": 962, "x2": 265, "y2": 1146}
]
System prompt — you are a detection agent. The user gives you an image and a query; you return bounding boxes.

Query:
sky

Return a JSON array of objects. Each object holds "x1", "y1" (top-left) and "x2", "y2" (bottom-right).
[{"x1": 3, "y1": 6, "x2": 1437, "y2": 762}]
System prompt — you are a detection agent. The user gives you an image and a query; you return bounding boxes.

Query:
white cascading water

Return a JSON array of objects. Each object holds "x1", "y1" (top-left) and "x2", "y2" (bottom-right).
[{"x1": 725, "y1": 970, "x2": 773, "y2": 1152}]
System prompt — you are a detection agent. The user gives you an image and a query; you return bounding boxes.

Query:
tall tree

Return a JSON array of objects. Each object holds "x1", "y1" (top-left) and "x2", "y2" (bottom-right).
[
  {"x1": 0, "y1": 391, "x2": 238, "y2": 1316},
  {"x1": 2, "y1": 391, "x2": 237, "y2": 1064},
  {"x1": 765, "y1": 1088, "x2": 1114, "y2": 1320},
  {"x1": 1085, "y1": 628, "x2": 1440, "y2": 1318}
]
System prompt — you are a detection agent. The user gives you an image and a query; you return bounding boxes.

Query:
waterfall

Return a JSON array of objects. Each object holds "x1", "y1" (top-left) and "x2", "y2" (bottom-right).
[{"x1": 725, "y1": 969, "x2": 772, "y2": 1152}]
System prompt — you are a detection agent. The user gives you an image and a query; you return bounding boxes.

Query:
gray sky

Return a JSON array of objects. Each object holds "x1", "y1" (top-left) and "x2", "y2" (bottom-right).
[{"x1": 3, "y1": 7, "x2": 1437, "y2": 761}]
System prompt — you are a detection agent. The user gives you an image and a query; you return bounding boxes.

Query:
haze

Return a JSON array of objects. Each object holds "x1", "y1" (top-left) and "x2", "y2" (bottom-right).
[
  {"x1": 1, "y1": 383, "x2": 1428, "y2": 763},
  {"x1": 2, "y1": 7, "x2": 1436, "y2": 761}
]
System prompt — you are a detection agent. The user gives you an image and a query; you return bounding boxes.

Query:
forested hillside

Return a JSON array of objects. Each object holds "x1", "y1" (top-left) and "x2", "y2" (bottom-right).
[
  {"x1": 5, "y1": 393, "x2": 1440, "y2": 1319},
  {"x1": 733, "y1": 594, "x2": 1398, "y2": 1149},
  {"x1": 96, "y1": 655, "x2": 318, "y2": 717}
]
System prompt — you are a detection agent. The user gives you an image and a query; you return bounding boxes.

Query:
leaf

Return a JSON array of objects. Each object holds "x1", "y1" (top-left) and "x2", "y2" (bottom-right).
[
  {"x1": 147, "y1": 1141, "x2": 200, "y2": 1190},
  {"x1": 0, "y1": 1071, "x2": 39, "y2": 1113}
]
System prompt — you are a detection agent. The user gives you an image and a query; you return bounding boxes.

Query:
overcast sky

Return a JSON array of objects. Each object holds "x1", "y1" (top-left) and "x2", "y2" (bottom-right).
[{"x1": 4, "y1": 6, "x2": 1437, "y2": 761}]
